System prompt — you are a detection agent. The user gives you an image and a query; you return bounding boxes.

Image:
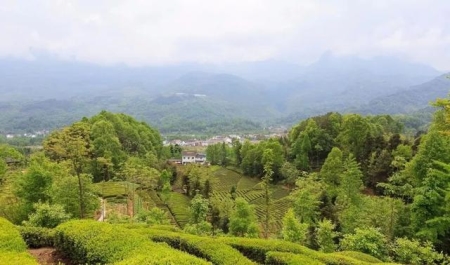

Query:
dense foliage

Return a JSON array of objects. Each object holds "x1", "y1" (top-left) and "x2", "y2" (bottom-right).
[{"x1": 2, "y1": 96, "x2": 450, "y2": 264}]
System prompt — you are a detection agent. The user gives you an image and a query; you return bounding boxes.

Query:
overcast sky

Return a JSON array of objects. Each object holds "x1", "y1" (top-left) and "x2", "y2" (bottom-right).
[{"x1": 1, "y1": 0, "x2": 449, "y2": 70}]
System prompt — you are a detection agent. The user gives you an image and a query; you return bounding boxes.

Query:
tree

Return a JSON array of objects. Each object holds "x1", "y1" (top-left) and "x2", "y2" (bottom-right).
[
  {"x1": 23, "y1": 202, "x2": 70, "y2": 228},
  {"x1": 123, "y1": 157, "x2": 159, "y2": 190},
  {"x1": 135, "y1": 207, "x2": 170, "y2": 225},
  {"x1": 185, "y1": 165, "x2": 211, "y2": 197},
  {"x1": 319, "y1": 147, "x2": 343, "y2": 196},
  {"x1": 433, "y1": 96, "x2": 450, "y2": 134},
  {"x1": 206, "y1": 143, "x2": 221, "y2": 165},
  {"x1": 159, "y1": 169, "x2": 172, "y2": 204},
  {"x1": 366, "y1": 149, "x2": 393, "y2": 189},
  {"x1": 294, "y1": 133, "x2": 311, "y2": 171},
  {"x1": 392, "y1": 238, "x2": 444, "y2": 265},
  {"x1": 337, "y1": 114, "x2": 371, "y2": 162},
  {"x1": 0, "y1": 144, "x2": 23, "y2": 182},
  {"x1": 316, "y1": 219, "x2": 337, "y2": 253},
  {"x1": 293, "y1": 176, "x2": 323, "y2": 224},
  {"x1": 50, "y1": 173, "x2": 99, "y2": 218},
  {"x1": 189, "y1": 194, "x2": 209, "y2": 224},
  {"x1": 184, "y1": 221, "x2": 213, "y2": 236},
  {"x1": 340, "y1": 227, "x2": 388, "y2": 261},
  {"x1": 337, "y1": 154, "x2": 364, "y2": 206},
  {"x1": 229, "y1": 198, "x2": 259, "y2": 237},
  {"x1": 280, "y1": 162, "x2": 300, "y2": 189},
  {"x1": 407, "y1": 131, "x2": 450, "y2": 186},
  {"x1": 44, "y1": 121, "x2": 91, "y2": 218},
  {"x1": 221, "y1": 142, "x2": 228, "y2": 166},
  {"x1": 210, "y1": 193, "x2": 234, "y2": 233},
  {"x1": 411, "y1": 162, "x2": 450, "y2": 243},
  {"x1": 262, "y1": 149, "x2": 274, "y2": 238},
  {"x1": 232, "y1": 138, "x2": 242, "y2": 166},
  {"x1": 184, "y1": 193, "x2": 212, "y2": 236},
  {"x1": 281, "y1": 208, "x2": 308, "y2": 244},
  {"x1": 0, "y1": 159, "x2": 6, "y2": 182},
  {"x1": 90, "y1": 119, "x2": 125, "y2": 182},
  {"x1": 14, "y1": 153, "x2": 56, "y2": 209}
]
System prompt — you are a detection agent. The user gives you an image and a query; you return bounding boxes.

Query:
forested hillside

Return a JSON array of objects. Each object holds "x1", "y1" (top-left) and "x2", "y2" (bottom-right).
[
  {"x1": 356, "y1": 74, "x2": 450, "y2": 114},
  {"x1": 1, "y1": 97, "x2": 450, "y2": 264},
  {"x1": 0, "y1": 56, "x2": 446, "y2": 134}
]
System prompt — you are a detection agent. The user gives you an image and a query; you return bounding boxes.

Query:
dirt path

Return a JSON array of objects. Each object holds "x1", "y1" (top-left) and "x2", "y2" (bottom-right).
[
  {"x1": 28, "y1": 247, "x2": 72, "y2": 265},
  {"x1": 97, "y1": 198, "x2": 106, "y2": 221}
]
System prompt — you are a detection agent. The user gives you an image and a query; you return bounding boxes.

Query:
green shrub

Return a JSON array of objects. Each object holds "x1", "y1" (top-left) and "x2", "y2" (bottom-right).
[
  {"x1": 217, "y1": 237, "x2": 317, "y2": 264},
  {"x1": 217, "y1": 237, "x2": 399, "y2": 265},
  {"x1": 150, "y1": 224, "x2": 182, "y2": 232},
  {"x1": 340, "y1": 227, "x2": 388, "y2": 261},
  {"x1": 0, "y1": 218, "x2": 38, "y2": 265},
  {"x1": 119, "y1": 223, "x2": 181, "y2": 232},
  {"x1": 23, "y1": 202, "x2": 71, "y2": 228},
  {"x1": 266, "y1": 251, "x2": 325, "y2": 265},
  {"x1": 132, "y1": 228, "x2": 255, "y2": 265},
  {"x1": 115, "y1": 241, "x2": 211, "y2": 265},
  {"x1": 55, "y1": 220, "x2": 209, "y2": 264},
  {"x1": 319, "y1": 253, "x2": 373, "y2": 265},
  {"x1": 18, "y1": 226, "x2": 55, "y2": 248},
  {"x1": 337, "y1": 251, "x2": 382, "y2": 263},
  {"x1": 0, "y1": 218, "x2": 28, "y2": 252},
  {"x1": 0, "y1": 251, "x2": 39, "y2": 265},
  {"x1": 391, "y1": 238, "x2": 444, "y2": 265}
]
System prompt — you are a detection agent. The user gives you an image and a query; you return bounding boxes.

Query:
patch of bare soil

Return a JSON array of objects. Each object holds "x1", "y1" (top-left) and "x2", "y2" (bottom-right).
[{"x1": 28, "y1": 247, "x2": 72, "y2": 265}]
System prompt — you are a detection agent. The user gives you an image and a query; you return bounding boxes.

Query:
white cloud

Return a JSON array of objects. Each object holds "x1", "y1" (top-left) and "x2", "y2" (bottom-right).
[{"x1": 0, "y1": 0, "x2": 449, "y2": 70}]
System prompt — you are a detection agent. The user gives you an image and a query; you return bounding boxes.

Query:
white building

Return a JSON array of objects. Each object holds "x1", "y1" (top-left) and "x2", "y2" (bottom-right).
[{"x1": 182, "y1": 151, "x2": 207, "y2": 165}]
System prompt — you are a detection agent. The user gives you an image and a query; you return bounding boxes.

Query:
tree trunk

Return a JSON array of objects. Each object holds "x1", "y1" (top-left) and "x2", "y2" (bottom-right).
[{"x1": 77, "y1": 173, "x2": 85, "y2": 218}]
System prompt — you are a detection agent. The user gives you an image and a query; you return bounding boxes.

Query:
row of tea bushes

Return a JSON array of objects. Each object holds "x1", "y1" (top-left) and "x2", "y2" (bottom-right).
[
  {"x1": 18, "y1": 226, "x2": 55, "y2": 248},
  {"x1": 129, "y1": 227, "x2": 255, "y2": 265},
  {"x1": 123, "y1": 224, "x2": 399, "y2": 265},
  {"x1": 217, "y1": 237, "x2": 400, "y2": 265},
  {"x1": 54, "y1": 220, "x2": 210, "y2": 264},
  {"x1": 266, "y1": 251, "x2": 325, "y2": 265},
  {"x1": 0, "y1": 218, "x2": 38, "y2": 265},
  {"x1": 264, "y1": 251, "x2": 403, "y2": 265}
]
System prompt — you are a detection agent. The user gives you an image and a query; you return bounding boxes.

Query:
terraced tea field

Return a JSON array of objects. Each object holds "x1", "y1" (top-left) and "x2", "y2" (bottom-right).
[
  {"x1": 209, "y1": 168, "x2": 292, "y2": 233},
  {"x1": 94, "y1": 181, "x2": 139, "y2": 198},
  {"x1": 94, "y1": 168, "x2": 292, "y2": 233},
  {"x1": 165, "y1": 192, "x2": 191, "y2": 227}
]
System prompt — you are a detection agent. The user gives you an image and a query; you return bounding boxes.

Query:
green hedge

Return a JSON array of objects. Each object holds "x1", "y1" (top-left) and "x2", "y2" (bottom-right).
[
  {"x1": 217, "y1": 237, "x2": 400, "y2": 265},
  {"x1": 18, "y1": 226, "x2": 55, "y2": 248},
  {"x1": 140, "y1": 228, "x2": 255, "y2": 265},
  {"x1": 0, "y1": 218, "x2": 38, "y2": 265},
  {"x1": 338, "y1": 251, "x2": 382, "y2": 263},
  {"x1": 119, "y1": 223, "x2": 182, "y2": 232},
  {"x1": 217, "y1": 237, "x2": 317, "y2": 264},
  {"x1": 0, "y1": 218, "x2": 28, "y2": 252},
  {"x1": 55, "y1": 220, "x2": 210, "y2": 264},
  {"x1": 0, "y1": 251, "x2": 39, "y2": 265},
  {"x1": 266, "y1": 251, "x2": 325, "y2": 265}
]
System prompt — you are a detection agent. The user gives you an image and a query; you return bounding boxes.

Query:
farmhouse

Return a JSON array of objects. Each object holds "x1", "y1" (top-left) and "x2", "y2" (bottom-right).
[{"x1": 181, "y1": 151, "x2": 207, "y2": 165}]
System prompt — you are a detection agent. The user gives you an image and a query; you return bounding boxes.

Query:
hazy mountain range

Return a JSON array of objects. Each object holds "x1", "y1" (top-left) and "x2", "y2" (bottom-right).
[{"x1": 0, "y1": 53, "x2": 448, "y2": 134}]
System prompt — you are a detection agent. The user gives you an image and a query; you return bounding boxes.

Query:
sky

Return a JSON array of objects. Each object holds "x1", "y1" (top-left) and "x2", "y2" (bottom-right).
[{"x1": 1, "y1": 0, "x2": 450, "y2": 70}]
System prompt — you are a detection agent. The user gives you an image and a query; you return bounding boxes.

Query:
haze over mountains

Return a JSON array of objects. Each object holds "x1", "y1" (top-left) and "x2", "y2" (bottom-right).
[{"x1": 0, "y1": 53, "x2": 448, "y2": 133}]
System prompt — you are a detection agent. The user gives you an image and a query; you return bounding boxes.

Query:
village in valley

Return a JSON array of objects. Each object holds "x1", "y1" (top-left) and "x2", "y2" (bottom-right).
[{"x1": 163, "y1": 130, "x2": 287, "y2": 165}]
